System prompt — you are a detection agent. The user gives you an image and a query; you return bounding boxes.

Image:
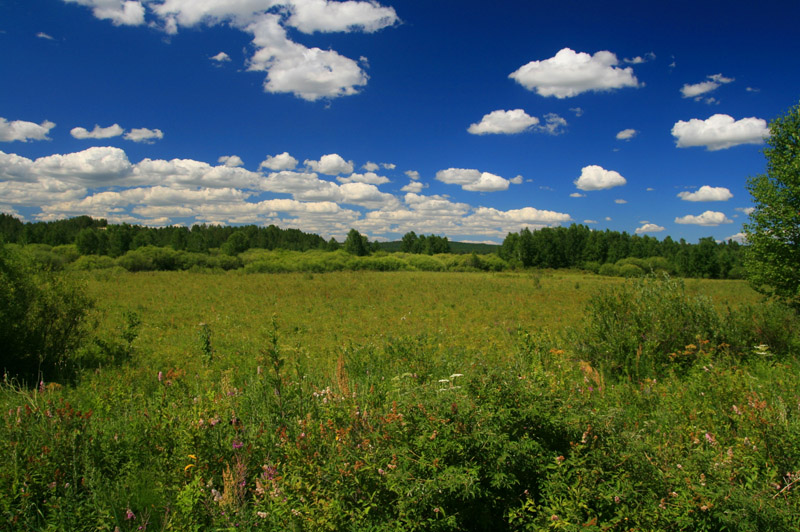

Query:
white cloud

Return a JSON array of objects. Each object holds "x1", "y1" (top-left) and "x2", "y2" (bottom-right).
[
  {"x1": 624, "y1": 52, "x2": 655, "y2": 64},
  {"x1": 64, "y1": 0, "x2": 146, "y2": 26},
  {"x1": 635, "y1": 223, "x2": 665, "y2": 234},
  {"x1": 124, "y1": 127, "x2": 164, "y2": 143},
  {"x1": 405, "y1": 170, "x2": 420, "y2": 180},
  {"x1": 570, "y1": 192, "x2": 585, "y2": 198},
  {"x1": 381, "y1": 162, "x2": 395, "y2": 170},
  {"x1": 218, "y1": 155, "x2": 244, "y2": 167},
  {"x1": 337, "y1": 172, "x2": 389, "y2": 185},
  {"x1": 260, "y1": 152, "x2": 298, "y2": 171},
  {"x1": 736, "y1": 206, "x2": 755, "y2": 215},
  {"x1": 0, "y1": 117, "x2": 56, "y2": 142},
  {"x1": 285, "y1": 0, "x2": 399, "y2": 34},
  {"x1": 36, "y1": 32, "x2": 55, "y2": 40},
  {"x1": 401, "y1": 181, "x2": 425, "y2": 193},
  {"x1": 616, "y1": 128, "x2": 637, "y2": 140},
  {"x1": 435, "y1": 168, "x2": 510, "y2": 192},
  {"x1": 33, "y1": 146, "x2": 133, "y2": 183},
  {"x1": 305, "y1": 153, "x2": 353, "y2": 175},
  {"x1": 65, "y1": 0, "x2": 398, "y2": 102},
  {"x1": 725, "y1": 232, "x2": 747, "y2": 243},
  {"x1": 584, "y1": 219, "x2": 598, "y2": 224},
  {"x1": 681, "y1": 73, "x2": 734, "y2": 100},
  {"x1": 467, "y1": 109, "x2": 539, "y2": 135},
  {"x1": 674, "y1": 210, "x2": 733, "y2": 226},
  {"x1": 247, "y1": 14, "x2": 369, "y2": 101},
  {"x1": 510, "y1": 175, "x2": 523, "y2": 185},
  {"x1": 677, "y1": 185, "x2": 733, "y2": 202},
  {"x1": 70, "y1": 123, "x2": 124, "y2": 139},
  {"x1": 574, "y1": 165, "x2": 627, "y2": 191},
  {"x1": 672, "y1": 114, "x2": 769, "y2": 151},
  {"x1": 132, "y1": 157, "x2": 262, "y2": 189},
  {"x1": 362, "y1": 161, "x2": 380, "y2": 171},
  {"x1": 614, "y1": 198, "x2": 627, "y2": 204},
  {"x1": 570, "y1": 107, "x2": 584, "y2": 117},
  {"x1": 210, "y1": 51, "x2": 231, "y2": 62},
  {"x1": 509, "y1": 48, "x2": 641, "y2": 98}
]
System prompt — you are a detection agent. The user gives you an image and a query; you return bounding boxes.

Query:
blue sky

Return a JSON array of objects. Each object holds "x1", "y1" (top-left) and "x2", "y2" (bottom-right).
[{"x1": 1, "y1": 0, "x2": 798, "y2": 243}]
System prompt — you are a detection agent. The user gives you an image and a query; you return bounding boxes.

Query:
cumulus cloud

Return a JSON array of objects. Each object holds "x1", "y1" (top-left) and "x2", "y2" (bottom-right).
[
  {"x1": 218, "y1": 155, "x2": 244, "y2": 167},
  {"x1": 305, "y1": 153, "x2": 353, "y2": 175},
  {"x1": 0, "y1": 117, "x2": 56, "y2": 142},
  {"x1": 401, "y1": 181, "x2": 426, "y2": 193},
  {"x1": 635, "y1": 223, "x2": 665, "y2": 234},
  {"x1": 405, "y1": 170, "x2": 420, "y2": 180},
  {"x1": 677, "y1": 185, "x2": 733, "y2": 202},
  {"x1": 64, "y1": 0, "x2": 398, "y2": 101},
  {"x1": 435, "y1": 168, "x2": 511, "y2": 192},
  {"x1": 468, "y1": 109, "x2": 539, "y2": 135},
  {"x1": 624, "y1": 52, "x2": 655, "y2": 64},
  {"x1": 64, "y1": 0, "x2": 146, "y2": 26},
  {"x1": 614, "y1": 198, "x2": 627, "y2": 204},
  {"x1": 574, "y1": 165, "x2": 627, "y2": 191},
  {"x1": 70, "y1": 123, "x2": 124, "y2": 139},
  {"x1": 337, "y1": 172, "x2": 389, "y2": 185},
  {"x1": 131, "y1": 157, "x2": 262, "y2": 189},
  {"x1": 509, "y1": 48, "x2": 641, "y2": 98},
  {"x1": 674, "y1": 210, "x2": 733, "y2": 226},
  {"x1": 362, "y1": 161, "x2": 380, "y2": 171},
  {"x1": 681, "y1": 73, "x2": 734, "y2": 100},
  {"x1": 570, "y1": 192, "x2": 585, "y2": 198},
  {"x1": 736, "y1": 207, "x2": 755, "y2": 215},
  {"x1": 672, "y1": 114, "x2": 769, "y2": 150},
  {"x1": 260, "y1": 152, "x2": 298, "y2": 171},
  {"x1": 210, "y1": 51, "x2": 230, "y2": 62},
  {"x1": 725, "y1": 232, "x2": 747, "y2": 243},
  {"x1": 616, "y1": 128, "x2": 637, "y2": 140},
  {"x1": 124, "y1": 127, "x2": 164, "y2": 143}
]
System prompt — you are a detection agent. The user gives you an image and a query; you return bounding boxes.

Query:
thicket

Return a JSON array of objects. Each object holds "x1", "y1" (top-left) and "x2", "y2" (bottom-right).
[
  {"x1": 1, "y1": 274, "x2": 798, "y2": 530},
  {"x1": 501, "y1": 225, "x2": 743, "y2": 279},
  {"x1": 0, "y1": 244, "x2": 94, "y2": 385},
  {"x1": 1, "y1": 214, "x2": 746, "y2": 279}
]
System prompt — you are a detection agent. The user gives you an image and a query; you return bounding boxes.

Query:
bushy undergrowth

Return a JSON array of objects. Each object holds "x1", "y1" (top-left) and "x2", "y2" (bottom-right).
[
  {"x1": 0, "y1": 244, "x2": 94, "y2": 385},
  {"x1": 1, "y1": 274, "x2": 798, "y2": 530},
  {"x1": 571, "y1": 274, "x2": 799, "y2": 380}
]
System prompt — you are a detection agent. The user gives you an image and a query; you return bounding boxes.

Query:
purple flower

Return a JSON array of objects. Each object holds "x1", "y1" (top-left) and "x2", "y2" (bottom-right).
[
  {"x1": 232, "y1": 440, "x2": 243, "y2": 450},
  {"x1": 126, "y1": 508, "x2": 135, "y2": 520}
]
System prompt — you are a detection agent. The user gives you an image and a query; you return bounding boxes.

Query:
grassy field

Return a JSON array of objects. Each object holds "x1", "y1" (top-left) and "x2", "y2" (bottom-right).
[
  {"x1": 82, "y1": 270, "x2": 760, "y2": 369},
  {"x1": 3, "y1": 270, "x2": 798, "y2": 531}
]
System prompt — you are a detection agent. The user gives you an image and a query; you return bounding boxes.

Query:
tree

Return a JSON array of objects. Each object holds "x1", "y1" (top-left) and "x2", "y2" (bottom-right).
[
  {"x1": 344, "y1": 228, "x2": 369, "y2": 256},
  {"x1": 744, "y1": 101, "x2": 800, "y2": 308}
]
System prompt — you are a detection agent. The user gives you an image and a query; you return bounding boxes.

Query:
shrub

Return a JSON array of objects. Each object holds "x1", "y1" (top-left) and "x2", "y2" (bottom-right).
[
  {"x1": 0, "y1": 244, "x2": 94, "y2": 385},
  {"x1": 597, "y1": 263, "x2": 619, "y2": 277},
  {"x1": 570, "y1": 274, "x2": 721, "y2": 380},
  {"x1": 617, "y1": 262, "x2": 644, "y2": 278}
]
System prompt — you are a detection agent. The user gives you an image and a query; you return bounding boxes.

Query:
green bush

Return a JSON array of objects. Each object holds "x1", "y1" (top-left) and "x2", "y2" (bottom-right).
[
  {"x1": 597, "y1": 263, "x2": 619, "y2": 277},
  {"x1": 571, "y1": 274, "x2": 721, "y2": 379},
  {"x1": 0, "y1": 244, "x2": 94, "y2": 385},
  {"x1": 617, "y1": 262, "x2": 644, "y2": 278}
]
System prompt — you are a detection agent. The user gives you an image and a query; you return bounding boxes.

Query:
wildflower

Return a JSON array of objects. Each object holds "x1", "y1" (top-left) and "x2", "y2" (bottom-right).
[
  {"x1": 704, "y1": 432, "x2": 716, "y2": 445},
  {"x1": 378, "y1": 468, "x2": 386, "y2": 475},
  {"x1": 126, "y1": 508, "x2": 135, "y2": 520},
  {"x1": 232, "y1": 440, "x2": 243, "y2": 450},
  {"x1": 157, "y1": 371, "x2": 163, "y2": 382},
  {"x1": 614, "y1": 496, "x2": 621, "y2": 504},
  {"x1": 257, "y1": 511, "x2": 267, "y2": 519}
]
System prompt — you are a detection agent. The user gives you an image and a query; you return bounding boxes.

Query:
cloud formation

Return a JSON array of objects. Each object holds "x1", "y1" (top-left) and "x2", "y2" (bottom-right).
[
  {"x1": 674, "y1": 210, "x2": 733, "y2": 226},
  {"x1": 260, "y1": 152, "x2": 298, "y2": 171},
  {"x1": 62, "y1": 0, "x2": 399, "y2": 101},
  {"x1": 635, "y1": 223, "x2": 665, "y2": 234},
  {"x1": 574, "y1": 165, "x2": 627, "y2": 191},
  {"x1": 468, "y1": 109, "x2": 539, "y2": 135},
  {"x1": 71, "y1": 123, "x2": 125, "y2": 139},
  {"x1": 677, "y1": 185, "x2": 733, "y2": 202},
  {"x1": 671, "y1": 114, "x2": 769, "y2": 150},
  {"x1": 509, "y1": 48, "x2": 640, "y2": 98},
  {"x1": 616, "y1": 128, "x2": 637, "y2": 140},
  {"x1": 305, "y1": 153, "x2": 354, "y2": 175},
  {"x1": 124, "y1": 127, "x2": 164, "y2": 143},
  {"x1": 680, "y1": 73, "x2": 734, "y2": 100},
  {"x1": 0, "y1": 117, "x2": 56, "y2": 142},
  {"x1": 435, "y1": 168, "x2": 511, "y2": 192}
]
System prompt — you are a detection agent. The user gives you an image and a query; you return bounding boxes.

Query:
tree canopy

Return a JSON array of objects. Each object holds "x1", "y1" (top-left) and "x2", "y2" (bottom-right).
[{"x1": 744, "y1": 100, "x2": 800, "y2": 308}]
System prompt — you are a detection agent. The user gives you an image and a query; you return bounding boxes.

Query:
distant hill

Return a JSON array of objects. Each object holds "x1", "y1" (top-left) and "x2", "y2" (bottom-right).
[{"x1": 377, "y1": 240, "x2": 500, "y2": 254}]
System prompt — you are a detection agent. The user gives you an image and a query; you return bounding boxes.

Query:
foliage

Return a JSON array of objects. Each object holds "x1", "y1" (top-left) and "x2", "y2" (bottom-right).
[
  {"x1": 344, "y1": 228, "x2": 370, "y2": 256},
  {"x1": 744, "y1": 100, "x2": 800, "y2": 308},
  {"x1": 0, "y1": 244, "x2": 94, "y2": 385},
  {"x1": 571, "y1": 274, "x2": 724, "y2": 379}
]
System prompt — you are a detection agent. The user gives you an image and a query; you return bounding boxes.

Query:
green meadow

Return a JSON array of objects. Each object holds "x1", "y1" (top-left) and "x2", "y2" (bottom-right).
[{"x1": 2, "y1": 269, "x2": 799, "y2": 531}]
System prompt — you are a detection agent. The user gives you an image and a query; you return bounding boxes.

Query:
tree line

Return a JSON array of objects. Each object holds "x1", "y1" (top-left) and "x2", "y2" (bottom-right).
[
  {"x1": 499, "y1": 225, "x2": 744, "y2": 279},
  {"x1": 0, "y1": 213, "x2": 744, "y2": 278}
]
